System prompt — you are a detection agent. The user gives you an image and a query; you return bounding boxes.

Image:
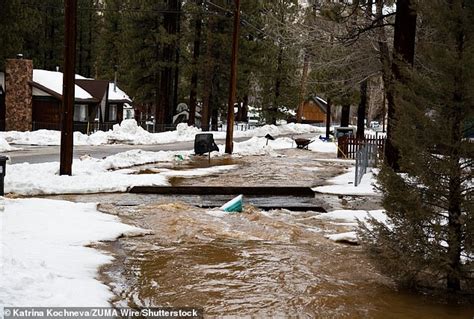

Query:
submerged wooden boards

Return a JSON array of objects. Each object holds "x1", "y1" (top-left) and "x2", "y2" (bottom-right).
[{"x1": 130, "y1": 186, "x2": 315, "y2": 197}]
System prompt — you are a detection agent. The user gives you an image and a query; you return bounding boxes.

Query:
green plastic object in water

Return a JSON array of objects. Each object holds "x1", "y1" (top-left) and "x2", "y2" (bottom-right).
[{"x1": 221, "y1": 195, "x2": 243, "y2": 213}]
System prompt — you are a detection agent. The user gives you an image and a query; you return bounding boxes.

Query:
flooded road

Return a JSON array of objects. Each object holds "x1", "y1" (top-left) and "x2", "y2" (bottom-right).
[
  {"x1": 44, "y1": 150, "x2": 472, "y2": 317},
  {"x1": 96, "y1": 203, "x2": 472, "y2": 318},
  {"x1": 168, "y1": 150, "x2": 347, "y2": 187}
]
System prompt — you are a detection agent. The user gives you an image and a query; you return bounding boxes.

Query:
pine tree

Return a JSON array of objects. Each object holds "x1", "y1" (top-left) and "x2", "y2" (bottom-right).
[
  {"x1": 28, "y1": 0, "x2": 64, "y2": 70},
  {"x1": 96, "y1": 0, "x2": 124, "y2": 80},
  {"x1": 256, "y1": 0, "x2": 300, "y2": 124},
  {"x1": 76, "y1": 0, "x2": 100, "y2": 77},
  {"x1": 359, "y1": 0, "x2": 474, "y2": 292},
  {"x1": 120, "y1": 0, "x2": 165, "y2": 122},
  {"x1": 0, "y1": 0, "x2": 42, "y2": 70}
]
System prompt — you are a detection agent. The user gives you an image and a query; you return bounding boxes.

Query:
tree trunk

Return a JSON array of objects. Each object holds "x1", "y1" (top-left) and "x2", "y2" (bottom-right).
[
  {"x1": 188, "y1": 2, "x2": 202, "y2": 126},
  {"x1": 211, "y1": 104, "x2": 218, "y2": 131},
  {"x1": 375, "y1": 0, "x2": 393, "y2": 138},
  {"x1": 357, "y1": 80, "x2": 368, "y2": 139},
  {"x1": 157, "y1": 0, "x2": 179, "y2": 130},
  {"x1": 200, "y1": 15, "x2": 216, "y2": 131},
  {"x1": 242, "y1": 94, "x2": 249, "y2": 122},
  {"x1": 271, "y1": 44, "x2": 283, "y2": 125},
  {"x1": 341, "y1": 104, "x2": 350, "y2": 127},
  {"x1": 446, "y1": 0, "x2": 464, "y2": 291},
  {"x1": 325, "y1": 98, "x2": 332, "y2": 139},
  {"x1": 201, "y1": 89, "x2": 210, "y2": 131},
  {"x1": 384, "y1": 0, "x2": 417, "y2": 170},
  {"x1": 297, "y1": 51, "x2": 310, "y2": 123},
  {"x1": 172, "y1": 0, "x2": 182, "y2": 120},
  {"x1": 210, "y1": 68, "x2": 220, "y2": 132}
]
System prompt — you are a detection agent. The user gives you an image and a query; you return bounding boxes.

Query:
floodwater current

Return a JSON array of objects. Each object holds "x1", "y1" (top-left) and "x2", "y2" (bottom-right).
[
  {"x1": 96, "y1": 203, "x2": 473, "y2": 318},
  {"x1": 46, "y1": 150, "x2": 473, "y2": 318}
]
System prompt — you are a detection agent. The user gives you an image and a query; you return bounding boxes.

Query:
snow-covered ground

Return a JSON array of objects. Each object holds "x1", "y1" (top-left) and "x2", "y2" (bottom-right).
[
  {"x1": 0, "y1": 137, "x2": 16, "y2": 152},
  {"x1": 317, "y1": 209, "x2": 387, "y2": 244},
  {"x1": 6, "y1": 149, "x2": 238, "y2": 196},
  {"x1": 0, "y1": 120, "x2": 326, "y2": 147},
  {"x1": 313, "y1": 167, "x2": 379, "y2": 196},
  {"x1": 0, "y1": 198, "x2": 145, "y2": 306},
  {"x1": 0, "y1": 120, "x2": 383, "y2": 307},
  {"x1": 5, "y1": 131, "x2": 336, "y2": 196}
]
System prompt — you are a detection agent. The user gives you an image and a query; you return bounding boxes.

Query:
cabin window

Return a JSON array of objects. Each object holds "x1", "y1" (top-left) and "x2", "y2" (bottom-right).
[
  {"x1": 73, "y1": 104, "x2": 88, "y2": 122},
  {"x1": 108, "y1": 104, "x2": 117, "y2": 121}
]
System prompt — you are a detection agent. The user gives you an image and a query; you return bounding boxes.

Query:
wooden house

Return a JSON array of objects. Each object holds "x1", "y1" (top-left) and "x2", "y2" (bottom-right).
[
  {"x1": 296, "y1": 96, "x2": 327, "y2": 124},
  {"x1": 0, "y1": 61, "x2": 132, "y2": 133}
]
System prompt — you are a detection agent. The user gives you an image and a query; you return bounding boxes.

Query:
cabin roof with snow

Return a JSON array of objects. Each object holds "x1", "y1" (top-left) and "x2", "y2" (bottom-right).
[
  {"x1": 307, "y1": 96, "x2": 328, "y2": 113},
  {"x1": 108, "y1": 83, "x2": 132, "y2": 103},
  {"x1": 29, "y1": 69, "x2": 132, "y2": 104}
]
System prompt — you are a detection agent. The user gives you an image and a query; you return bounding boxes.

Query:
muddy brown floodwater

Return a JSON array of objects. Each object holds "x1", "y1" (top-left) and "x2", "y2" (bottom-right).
[
  {"x1": 47, "y1": 149, "x2": 473, "y2": 317},
  {"x1": 168, "y1": 149, "x2": 348, "y2": 187},
  {"x1": 96, "y1": 203, "x2": 473, "y2": 318}
]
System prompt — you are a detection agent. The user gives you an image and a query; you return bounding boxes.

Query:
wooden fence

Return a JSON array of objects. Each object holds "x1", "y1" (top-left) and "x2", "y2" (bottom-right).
[{"x1": 337, "y1": 135, "x2": 386, "y2": 159}]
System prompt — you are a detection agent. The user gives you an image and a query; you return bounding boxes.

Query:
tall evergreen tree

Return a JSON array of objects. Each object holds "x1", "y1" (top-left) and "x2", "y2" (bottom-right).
[
  {"x1": 76, "y1": 0, "x2": 100, "y2": 77},
  {"x1": 120, "y1": 1, "x2": 165, "y2": 122},
  {"x1": 27, "y1": 0, "x2": 64, "y2": 70},
  {"x1": 384, "y1": 0, "x2": 417, "y2": 170},
  {"x1": 96, "y1": 0, "x2": 125, "y2": 80},
  {"x1": 0, "y1": 0, "x2": 24, "y2": 69},
  {"x1": 360, "y1": 0, "x2": 474, "y2": 292}
]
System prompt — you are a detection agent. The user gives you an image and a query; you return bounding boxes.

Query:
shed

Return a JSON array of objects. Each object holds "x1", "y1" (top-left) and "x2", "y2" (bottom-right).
[{"x1": 297, "y1": 96, "x2": 327, "y2": 124}]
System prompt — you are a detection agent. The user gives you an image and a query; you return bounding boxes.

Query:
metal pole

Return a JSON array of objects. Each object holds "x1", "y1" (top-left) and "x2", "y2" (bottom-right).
[
  {"x1": 60, "y1": 0, "x2": 77, "y2": 176},
  {"x1": 225, "y1": 0, "x2": 241, "y2": 154}
]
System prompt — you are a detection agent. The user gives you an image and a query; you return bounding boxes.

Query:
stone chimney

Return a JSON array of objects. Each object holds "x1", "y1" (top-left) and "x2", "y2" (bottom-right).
[{"x1": 5, "y1": 57, "x2": 33, "y2": 131}]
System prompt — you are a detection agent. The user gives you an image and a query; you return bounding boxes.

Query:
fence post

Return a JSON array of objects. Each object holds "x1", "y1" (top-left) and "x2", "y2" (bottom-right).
[
  {"x1": 337, "y1": 135, "x2": 348, "y2": 158},
  {"x1": 355, "y1": 153, "x2": 359, "y2": 186}
]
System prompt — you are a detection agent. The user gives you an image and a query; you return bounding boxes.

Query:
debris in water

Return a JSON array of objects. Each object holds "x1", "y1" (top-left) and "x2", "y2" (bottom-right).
[{"x1": 221, "y1": 194, "x2": 243, "y2": 213}]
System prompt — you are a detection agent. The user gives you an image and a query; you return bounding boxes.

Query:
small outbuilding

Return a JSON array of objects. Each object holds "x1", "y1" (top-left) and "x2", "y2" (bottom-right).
[{"x1": 296, "y1": 96, "x2": 328, "y2": 124}]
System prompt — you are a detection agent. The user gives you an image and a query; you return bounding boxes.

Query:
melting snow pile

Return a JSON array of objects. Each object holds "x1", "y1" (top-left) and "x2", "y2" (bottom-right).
[
  {"x1": 317, "y1": 210, "x2": 387, "y2": 244},
  {"x1": 5, "y1": 149, "x2": 237, "y2": 196},
  {"x1": 313, "y1": 167, "x2": 379, "y2": 196},
  {"x1": 0, "y1": 198, "x2": 144, "y2": 306},
  {"x1": 0, "y1": 136, "x2": 15, "y2": 152},
  {"x1": 0, "y1": 120, "x2": 326, "y2": 147}
]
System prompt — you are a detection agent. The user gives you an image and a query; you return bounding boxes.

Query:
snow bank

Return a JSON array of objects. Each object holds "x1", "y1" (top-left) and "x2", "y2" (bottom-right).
[
  {"x1": 0, "y1": 121, "x2": 325, "y2": 147},
  {"x1": 0, "y1": 198, "x2": 143, "y2": 306},
  {"x1": 308, "y1": 139, "x2": 337, "y2": 153},
  {"x1": 224, "y1": 136, "x2": 294, "y2": 156},
  {"x1": 215, "y1": 135, "x2": 335, "y2": 157},
  {"x1": 0, "y1": 136, "x2": 15, "y2": 152},
  {"x1": 317, "y1": 209, "x2": 387, "y2": 225},
  {"x1": 1, "y1": 129, "x2": 61, "y2": 146},
  {"x1": 325, "y1": 231, "x2": 358, "y2": 244},
  {"x1": 318, "y1": 209, "x2": 387, "y2": 245},
  {"x1": 231, "y1": 122, "x2": 325, "y2": 138},
  {"x1": 313, "y1": 167, "x2": 379, "y2": 196},
  {"x1": 5, "y1": 149, "x2": 237, "y2": 196}
]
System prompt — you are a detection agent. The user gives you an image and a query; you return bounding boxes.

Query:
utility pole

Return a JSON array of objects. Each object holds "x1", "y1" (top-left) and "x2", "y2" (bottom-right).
[
  {"x1": 225, "y1": 0, "x2": 241, "y2": 154},
  {"x1": 60, "y1": 0, "x2": 77, "y2": 176}
]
